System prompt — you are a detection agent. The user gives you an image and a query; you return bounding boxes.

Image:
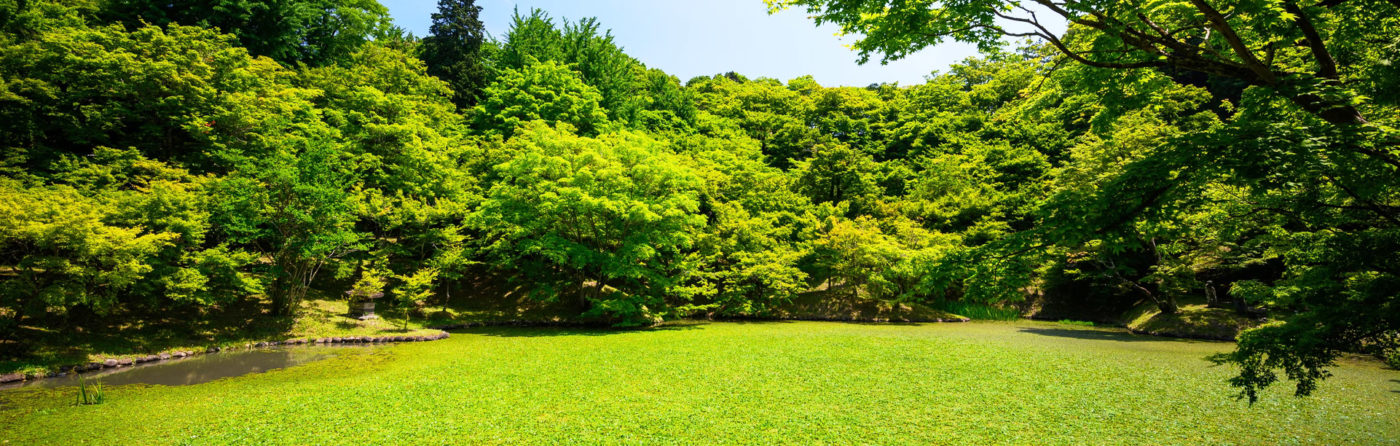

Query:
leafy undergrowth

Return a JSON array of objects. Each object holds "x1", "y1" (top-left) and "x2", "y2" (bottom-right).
[
  {"x1": 1, "y1": 296, "x2": 441, "y2": 377},
  {"x1": 290, "y1": 299, "x2": 443, "y2": 339},
  {"x1": 761, "y1": 288, "x2": 966, "y2": 322},
  {"x1": 2, "y1": 321, "x2": 1397, "y2": 444},
  {"x1": 1124, "y1": 300, "x2": 1263, "y2": 341},
  {"x1": 416, "y1": 279, "x2": 587, "y2": 327}
]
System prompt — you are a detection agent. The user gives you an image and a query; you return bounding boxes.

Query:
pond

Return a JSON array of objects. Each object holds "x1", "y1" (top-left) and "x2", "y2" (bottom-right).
[
  {"x1": 0, "y1": 345, "x2": 377, "y2": 390},
  {"x1": 3, "y1": 322, "x2": 1398, "y2": 444}
]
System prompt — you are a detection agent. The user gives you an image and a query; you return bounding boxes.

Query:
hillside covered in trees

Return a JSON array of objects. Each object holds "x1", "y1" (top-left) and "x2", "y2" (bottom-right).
[{"x1": 1, "y1": 0, "x2": 1397, "y2": 402}]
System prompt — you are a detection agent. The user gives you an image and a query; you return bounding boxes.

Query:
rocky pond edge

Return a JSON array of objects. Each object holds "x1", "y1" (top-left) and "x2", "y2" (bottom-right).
[{"x1": 0, "y1": 331, "x2": 453, "y2": 386}]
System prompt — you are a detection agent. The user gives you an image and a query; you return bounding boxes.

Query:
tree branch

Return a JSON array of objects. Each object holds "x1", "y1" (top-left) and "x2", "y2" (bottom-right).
[
  {"x1": 1285, "y1": 2, "x2": 1340, "y2": 79},
  {"x1": 1188, "y1": 0, "x2": 1277, "y2": 83},
  {"x1": 1323, "y1": 174, "x2": 1400, "y2": 227},
  {"x1": 990, "y1": 10, "x2": 1162, "y2": 70}
]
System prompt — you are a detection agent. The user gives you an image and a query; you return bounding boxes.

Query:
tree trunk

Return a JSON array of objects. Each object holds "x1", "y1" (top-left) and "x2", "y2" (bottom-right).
[
  {"x1": 1158, "y1": 294, "x2": 1179, "y2": 315},
  {"x1": 577, "y1": 272, "x2": 589, "y2": 310},
  {"x1": 1233, "y1": 292, "x2": 1251, "y2": 315},
  {"x1": 269, "y1": 258, "x2": 314, "y2": 317},
  {"x1": 269, "y1": 274, "x2": 293, "y2": 316},
  {"x1": 1128, "y1": 280, "x2": 1177, "y2": 315},
  {"x1": 441, "y1": 280, "x2": 451, "y2": 313}
]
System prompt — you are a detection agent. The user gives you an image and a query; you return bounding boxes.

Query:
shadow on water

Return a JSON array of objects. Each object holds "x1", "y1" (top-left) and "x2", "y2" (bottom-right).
[
  {"x1": 850, "y1": 321, "x2": 926, "y2": 327},
  {"x1": 709, "y1": 319, "x2": 798, "y2": 325},
  {"x1": 464, "y1": 322, "x2": 706, "y2": 338},
  {"x1": 1, "y1": 345, "x2": 376, "y2": 391},
  {"x1": 1016, "y1": 327, "x2": 1202, "y2": 343}
]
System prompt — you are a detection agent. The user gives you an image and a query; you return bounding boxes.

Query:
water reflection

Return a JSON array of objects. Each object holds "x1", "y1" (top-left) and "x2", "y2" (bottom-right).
[{"x1": 1, "y1": 345, "x2": 375, "y2": 390}]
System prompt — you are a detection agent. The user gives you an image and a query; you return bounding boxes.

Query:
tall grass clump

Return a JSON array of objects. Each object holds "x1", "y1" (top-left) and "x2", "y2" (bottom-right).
[
  {"x1": 1058, "y1": 319, "x2": 1096, "y2": 327},
  {"x1": 75, "y1": 376, "x2": 105, "y2": 405},
  {"x1": 929, "y1": 301, "x2": 1021, "y2": 320}
]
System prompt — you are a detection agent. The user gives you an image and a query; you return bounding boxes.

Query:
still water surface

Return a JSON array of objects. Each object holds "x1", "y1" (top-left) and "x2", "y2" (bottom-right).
[{"x1": 1, "y1": 345, "x2": 374, "y2": 390}]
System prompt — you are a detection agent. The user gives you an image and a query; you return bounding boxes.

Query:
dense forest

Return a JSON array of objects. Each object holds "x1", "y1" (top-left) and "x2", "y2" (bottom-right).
[{"x1": 0, "y1": 0, "x2": 1396, "y2": 402}]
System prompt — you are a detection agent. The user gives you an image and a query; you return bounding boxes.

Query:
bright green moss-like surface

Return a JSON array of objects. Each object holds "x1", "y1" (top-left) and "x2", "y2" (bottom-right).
[{"x1": 3, "y1": 321, "x2": 1397, "y2": 444}]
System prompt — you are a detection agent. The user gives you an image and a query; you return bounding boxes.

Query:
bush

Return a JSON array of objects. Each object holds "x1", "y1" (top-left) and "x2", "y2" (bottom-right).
[{"x1": 928, "y1": 301, "x2": 1020, "y2": 321}]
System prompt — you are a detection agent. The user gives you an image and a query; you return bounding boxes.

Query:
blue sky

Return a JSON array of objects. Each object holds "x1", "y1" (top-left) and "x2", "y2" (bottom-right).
[{"x1": 384, "y1": 0, "x2": 986, "y2": 87}]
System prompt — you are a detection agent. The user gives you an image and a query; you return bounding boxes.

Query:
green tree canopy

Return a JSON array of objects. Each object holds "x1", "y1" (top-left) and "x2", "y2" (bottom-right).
[
  {"x1": 471, "y1": 59, "x2": 611, "y2": 138},
  {"x1": 99, "y1": 0, "x2": 393, "y2": 66},
  {"x1": 472, "y1": 123, "x2": 706, "y2": 326}
]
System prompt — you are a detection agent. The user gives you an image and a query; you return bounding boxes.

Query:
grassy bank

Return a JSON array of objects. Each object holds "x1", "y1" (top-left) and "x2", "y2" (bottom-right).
[
  {"x1": 2, "y1": 321, "x2": 1397, "y2": 444},
  {"x1": 759, "y1": 288, "x2": 967, "y2": 322},
  {"x1": 1123, "y1": 299, "x2": 1264, "y2": 341}
]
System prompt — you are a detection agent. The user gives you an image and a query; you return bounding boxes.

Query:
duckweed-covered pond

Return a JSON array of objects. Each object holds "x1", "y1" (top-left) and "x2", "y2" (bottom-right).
[{"x1": 2, "y1": 321, "x2": 1398, "y2": 444}]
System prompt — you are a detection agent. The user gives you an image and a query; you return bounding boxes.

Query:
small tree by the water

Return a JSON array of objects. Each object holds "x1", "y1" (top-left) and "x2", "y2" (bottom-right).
[{"x1": 394, "y1": 269, "x2": 438, "y2": 331}]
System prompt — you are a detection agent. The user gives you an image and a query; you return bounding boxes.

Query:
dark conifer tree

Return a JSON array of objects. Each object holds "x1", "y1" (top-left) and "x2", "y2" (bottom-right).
[{"x1": 419, "y1": 0, "x2": 489, "y2": 108}]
